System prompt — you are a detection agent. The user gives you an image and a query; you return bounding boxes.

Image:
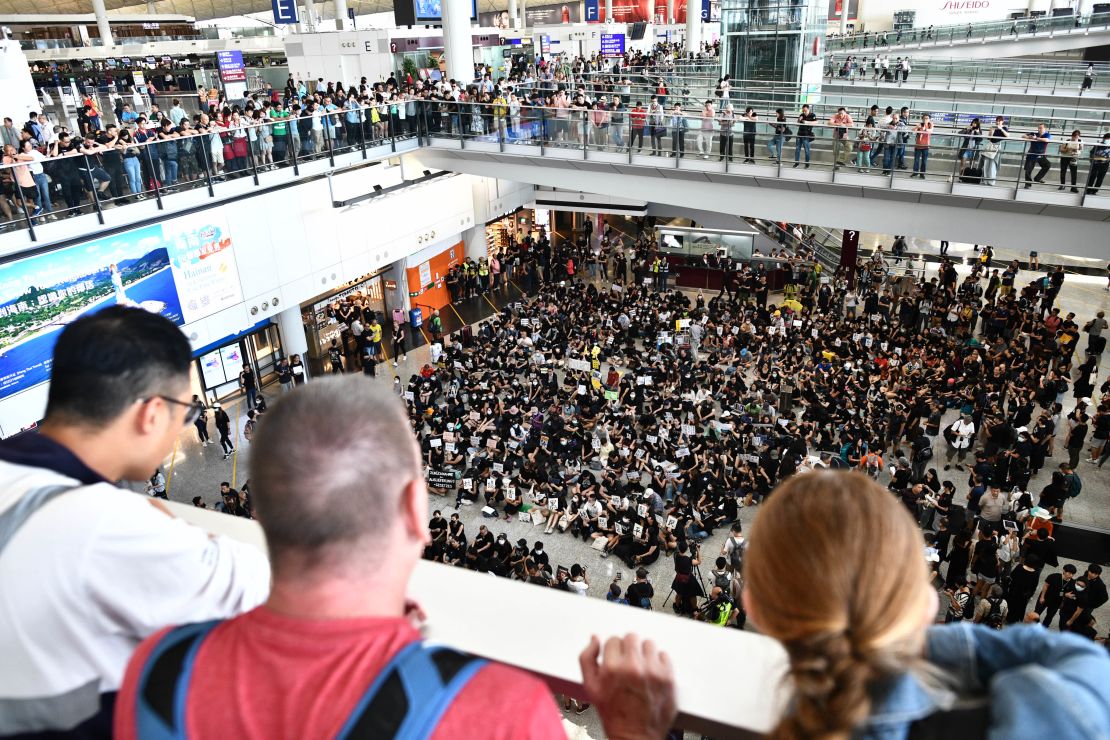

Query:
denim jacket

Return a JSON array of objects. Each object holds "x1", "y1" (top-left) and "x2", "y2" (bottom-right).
[{"x1": 854, "y1": 624, "x2": 1110, "y2": 739}]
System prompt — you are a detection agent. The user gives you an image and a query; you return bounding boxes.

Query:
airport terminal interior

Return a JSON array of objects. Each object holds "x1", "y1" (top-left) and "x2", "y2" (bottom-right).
[{"x1": 2, "y1": 0, "x2": 1110, "y2": 737}]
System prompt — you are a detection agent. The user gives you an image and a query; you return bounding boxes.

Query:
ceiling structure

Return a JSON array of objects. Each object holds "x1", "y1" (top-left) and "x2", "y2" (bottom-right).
[{"x1": 0, "y1": 0, "x2": 507, "y2": 22}]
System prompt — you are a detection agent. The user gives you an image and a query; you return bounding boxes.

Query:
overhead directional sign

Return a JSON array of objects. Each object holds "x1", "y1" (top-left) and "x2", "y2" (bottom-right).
[{"x1": 272, "y1": 0, "x2": 299, "y2": 24}]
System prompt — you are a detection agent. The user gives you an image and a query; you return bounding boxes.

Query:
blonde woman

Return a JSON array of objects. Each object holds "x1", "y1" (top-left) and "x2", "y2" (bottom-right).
[{"x1": 744, "y1": 472, "x2": 1110, "y2": 739}]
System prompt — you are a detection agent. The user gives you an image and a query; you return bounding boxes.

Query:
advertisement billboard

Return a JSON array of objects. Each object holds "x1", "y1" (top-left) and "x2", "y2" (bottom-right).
[
  {"x1": 0, "y1": 214, "x2": 243, "y2": 401},
  {"x1": 589, "y1": 0, "x2": 701, "y2": 23},
  {"x1": 412, "y1": 0, "x2": 478, "y2": 22},
  {"x1": 480, "y1": 3, "x2": 579, "y2": 27},
  {"x1": 827, "y1": 0, "x2": 859, "y2": 21}
]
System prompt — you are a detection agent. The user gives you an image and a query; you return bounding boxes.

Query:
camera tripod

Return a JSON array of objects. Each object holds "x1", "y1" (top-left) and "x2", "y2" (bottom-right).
[{"x1": 662, "y1": 543, "x2": 706, "y2": 616}]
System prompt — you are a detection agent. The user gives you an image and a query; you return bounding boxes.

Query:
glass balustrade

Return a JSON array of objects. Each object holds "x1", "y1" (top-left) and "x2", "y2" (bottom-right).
[
  {"x1": 827, "y1": 11, "x2": 1110, "y2": 52},
  {"x1": 2, "y1": 102, "x2": 1107, "y2": 244}
]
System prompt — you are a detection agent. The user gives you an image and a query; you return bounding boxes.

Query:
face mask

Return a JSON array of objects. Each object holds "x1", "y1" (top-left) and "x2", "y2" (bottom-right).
[{"x1": 535, "y1": 547, "x2": 543, "y2": 553}]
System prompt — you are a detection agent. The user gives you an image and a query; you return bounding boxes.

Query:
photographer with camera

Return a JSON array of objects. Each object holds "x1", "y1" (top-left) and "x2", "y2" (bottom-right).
[
  {"x1": 670, "y1": 541, "x2": 703, "y2": 616},
  {"x1": 696, "y1": 585, "x2": 742, "y2": 628}
]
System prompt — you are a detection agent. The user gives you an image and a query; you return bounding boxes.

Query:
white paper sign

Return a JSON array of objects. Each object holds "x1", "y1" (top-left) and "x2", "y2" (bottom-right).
[{"x1": 666, "y1": 515, "x2": 678, "y2": 529}]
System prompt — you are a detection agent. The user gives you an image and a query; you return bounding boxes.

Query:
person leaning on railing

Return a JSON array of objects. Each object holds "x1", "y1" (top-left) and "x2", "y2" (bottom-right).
[
  {"x1": 744, "y1": 471, "x2": 1110, "y2": 739},
  {"x1": 113, "y1": 377, "x2": 678, "y2": 740}
]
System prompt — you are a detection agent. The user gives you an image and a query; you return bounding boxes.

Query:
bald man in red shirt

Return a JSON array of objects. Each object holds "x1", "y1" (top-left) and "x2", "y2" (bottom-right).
[{"x1": 115, "y1": 377, "x2": 675, "y2": 740}]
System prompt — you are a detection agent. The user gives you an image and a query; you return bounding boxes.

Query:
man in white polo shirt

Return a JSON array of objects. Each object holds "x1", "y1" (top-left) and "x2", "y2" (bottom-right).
[{"x1": 0, "y1": 306, "x2": 269, "y2": 737}]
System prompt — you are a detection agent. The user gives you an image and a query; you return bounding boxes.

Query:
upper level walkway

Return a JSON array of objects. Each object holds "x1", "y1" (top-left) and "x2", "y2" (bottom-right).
[
  {"x1": 823, "y1": 57, "x2": 1110, "y2": 110},
  {"x1": 827, "y1": 12, "x2": 1110, "y2": 58},
  {"x1": 3, "y1": 103, "x2": 1108, "y2": 265}
]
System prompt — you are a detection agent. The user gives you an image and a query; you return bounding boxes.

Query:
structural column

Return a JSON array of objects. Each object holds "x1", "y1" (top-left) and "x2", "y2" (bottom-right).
[
  {"x1": 840, "y1": 8, "x2": 848, "y2": 34},
  {"x1": 509, "y1": 0, "x2": 519, "y2": 28},
  {"x1": 605, "y1": 0, "x2": 613, "y2": 22},
  {"x1": 647, "y1": 0, "x2": 656, "y2": 24},
  {"x1": 685, "y1": 0, "x2": 700, "y2": 51},
  {"x1": 92, "y1": 0, "x2": 114, "y2": 48},
  {"x1": 667, "y1": 0, "x2": 675, "y2": 24},
  {"x1": 334, "y1": 0, "x2": 349, "y2": 29},
  {"x1": 276, "y1": 307, "x2": 310, "y2": 381},
  {"x1": 441, "y1": 0, "x2": 474, "y2": 83}
]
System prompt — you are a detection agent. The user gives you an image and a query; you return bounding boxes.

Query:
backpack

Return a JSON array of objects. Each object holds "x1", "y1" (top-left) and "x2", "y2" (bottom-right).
[
  {"x1": 985, "y1": 596, "x2": 1005, "y2": 626},
  {"x1": 713, "y1": 569, "x2": 732, "y2": 591},
  {"x1": 134, "y1": 622, "x2": 487, "y2": 740},
  {"x1": 1066, "y1": 473, "x2": 1082, "y2": 499},
  {"x1": 725, "y1": 535, "x2": 745, "y2": 571}
]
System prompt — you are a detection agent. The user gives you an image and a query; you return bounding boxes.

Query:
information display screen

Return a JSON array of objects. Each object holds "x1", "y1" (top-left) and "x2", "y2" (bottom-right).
[{"x1": 600, "y1": 33, "x2": 626, "y2": 56}]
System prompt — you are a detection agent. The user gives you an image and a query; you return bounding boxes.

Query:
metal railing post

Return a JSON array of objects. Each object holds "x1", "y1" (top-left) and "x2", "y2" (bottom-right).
[
  {"x1": 248, "y1": 132, "x2": 261, "y2": 185},
  {"x1": 326, "y1": 123, "x2": 336, "y2": 167},
  {"x1": 199, "y1": 136, "x2": 216, "y2": 196},
  {"x1": 84, "y1": 153, "x2": 108, "y2": 223},
  {"x1": 289, "y1": 126, "x2": 300, "y2": 176},
  {"x1": 358, "y1": 107, "x2": 367, "y2": 158}
]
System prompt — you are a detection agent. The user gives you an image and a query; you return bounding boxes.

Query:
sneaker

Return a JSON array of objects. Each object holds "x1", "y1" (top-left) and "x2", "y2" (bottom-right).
[
  {"x1": 393, "y1": 361, "x2": 398, "y2": 367},
  {"x1": 460, "y1": 499, "x2": 473, "y2": 506},
  {"x1": 1071, "y1": 187, "x2": 1080, "y2": 193},
  {"x1": 30, "y1": 207, "x2": 42, "y2": 217},
  {"x1": 575, "y1": 703, "x2": 591, "y2": 715},
  {"x1": 792, "y1": 162, "x2": 800, "y2": 168},
  {"x1": 804, "y1": 163, "x2": 810, "y2": 169},
  {"x1": 1058, "y1": 185, "x2": 1066, "y2": 191}
]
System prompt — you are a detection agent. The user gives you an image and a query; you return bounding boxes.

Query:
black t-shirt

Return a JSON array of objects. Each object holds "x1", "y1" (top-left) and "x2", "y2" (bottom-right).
[
  {"x1": 625, "y1": 581, "x2": 655, "y2": 607},
  {"x1": 797, "y1": 112, "x2": 817, "y2": 138}
]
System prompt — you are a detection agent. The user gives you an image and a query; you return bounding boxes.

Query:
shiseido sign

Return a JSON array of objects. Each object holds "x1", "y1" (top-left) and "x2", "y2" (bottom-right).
[{"x1": 939, "y1": 0, "x2": 990, "y2": 13}]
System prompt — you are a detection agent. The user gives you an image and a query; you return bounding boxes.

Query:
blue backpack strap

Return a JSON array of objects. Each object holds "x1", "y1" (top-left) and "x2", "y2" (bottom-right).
[
  {"x1": 337, "y1": 642, "x2": 488, "y2": 740},
  {"x1": 134, "y1": 621, "x2": 223, "y2": 740}
]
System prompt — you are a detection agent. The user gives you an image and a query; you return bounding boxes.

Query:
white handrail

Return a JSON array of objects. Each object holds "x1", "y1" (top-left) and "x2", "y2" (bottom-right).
[{"x1": 165, "y1": 500, "x2": 790, "y2": 737}]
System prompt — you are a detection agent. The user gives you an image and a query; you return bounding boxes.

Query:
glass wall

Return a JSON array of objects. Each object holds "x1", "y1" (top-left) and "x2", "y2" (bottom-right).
[{"x1": 720, "y1": 0, "x2": 826, "y2": 93}]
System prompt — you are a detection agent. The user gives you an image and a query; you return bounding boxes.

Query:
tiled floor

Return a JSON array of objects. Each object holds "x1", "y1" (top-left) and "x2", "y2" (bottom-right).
[{"x1": 155, "y1": 250, "x2": 1110, "y2": 738}]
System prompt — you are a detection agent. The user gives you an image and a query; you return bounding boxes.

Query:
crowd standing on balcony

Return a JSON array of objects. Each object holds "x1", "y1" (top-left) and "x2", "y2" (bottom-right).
[{"x1": 3, "y1": 39, "x2": 1108, "y2": 233}]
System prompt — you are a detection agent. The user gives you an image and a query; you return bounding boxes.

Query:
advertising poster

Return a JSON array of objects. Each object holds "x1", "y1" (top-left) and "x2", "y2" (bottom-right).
[
  {"x1": 827, "y1": 0, "x2": 859, "y2": 21},
  {"x1": 165, "y1": 213, "x2": 244, "y2": 324},
  {"x1": 481, "y1": 2, "x2": 578, "y2": 26},
  {"x1": 590, "y1": 0, "x2": 705, "y2": 23},
  {"x1": 0, "y1": 226, "x2": 185, "y2": 400},
  {"x1": 219, "y1": 344, "x2": 244, "y2": 378},
  {"x1": 413, "y1": 0, "x2": 478, "y2": 22},
  {"x1": 0, "y1": 212, "x2": 244, "y2": 401},
  {"x1": 199, "y1": 349, "x2": 228, "y2": 388}
]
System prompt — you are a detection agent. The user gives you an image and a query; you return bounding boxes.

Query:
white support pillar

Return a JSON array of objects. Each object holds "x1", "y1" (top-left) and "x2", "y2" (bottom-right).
[
  {"x1": 667, "y1": 0, "x2": 675, "y2": 24},
  {"x1": 509, "y1": 0, "x2": 519, "y2": 28},
  {"x1": 647, "y1": 0, "x2": 656, "y2": 24},
  {"x1": 441, "y1": 0, "x2": 474, "y2": 83},
  {"x1": 334, "y1": 0, "x2": 349, "y2": 29},
  {"x1": 276, "y1": 306, "x2": 311, "y2": 381},
  {"x1": 685, "y1": 1, "x2": 700, "y2": 52},
  {"x1": 840, "y1": 8, "x2": 848, "y2": 34},
  {"x1": 519, "y1": 0, "x2": 528, "y2": 29},
  {"x1": 92, "y1": 0, "x2": 114, "y2": 48}
]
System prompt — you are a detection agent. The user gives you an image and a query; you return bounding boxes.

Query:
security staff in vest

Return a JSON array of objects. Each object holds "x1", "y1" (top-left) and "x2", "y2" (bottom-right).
[
  {"x1": 114, "y1": 377, "x2": 677, "y2": 740},
  {"x1": 0, "y1": 306, "x2": 270, "y2": 737}
]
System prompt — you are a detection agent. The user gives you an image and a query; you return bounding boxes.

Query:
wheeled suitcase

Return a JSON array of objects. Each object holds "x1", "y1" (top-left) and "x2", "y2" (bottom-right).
[{"x1": 460, "y1": 325, "x2": 474, "y2": 347}]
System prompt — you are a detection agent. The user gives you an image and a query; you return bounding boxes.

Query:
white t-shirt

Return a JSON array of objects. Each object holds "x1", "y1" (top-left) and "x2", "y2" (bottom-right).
[
  {"x1": 567, "y1": 579, "x2": 589, "y2": 596},
  {"x1": 0, "y1": 461, "x2": 270, "y2": 733}
]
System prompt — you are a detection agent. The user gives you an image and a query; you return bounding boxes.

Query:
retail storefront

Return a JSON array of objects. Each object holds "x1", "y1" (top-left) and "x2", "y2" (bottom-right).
[
  {"x1": 485, "y1": 207, "x2": 545, "y2": 255},
  {"x1": 193, "y1": 319, "x2": 283, "y2": 403},
  {"x1": 299, "y1": 269, "x2": 393, "y2": 376}
]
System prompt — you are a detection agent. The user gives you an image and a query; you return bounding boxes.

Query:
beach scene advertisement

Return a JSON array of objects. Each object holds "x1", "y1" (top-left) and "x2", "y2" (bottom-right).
[
  {"x1": 0, "y1": 225, "x2": 185, "y2": 400},
  {"x1": 166, "y1": 213, "x2": 244, "y2": 324}
]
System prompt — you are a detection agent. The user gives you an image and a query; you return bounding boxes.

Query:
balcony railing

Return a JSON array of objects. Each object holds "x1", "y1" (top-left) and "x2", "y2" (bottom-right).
[
  {"x1": 2, "y1": 101, "x2": 1107, "y2": 247},
  {"x1": 827, "y1": 11, "x2": 1110, "y2": 51},
  {"x1": 164, "y1": 499, "x2": 790, "y2": 738}
]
